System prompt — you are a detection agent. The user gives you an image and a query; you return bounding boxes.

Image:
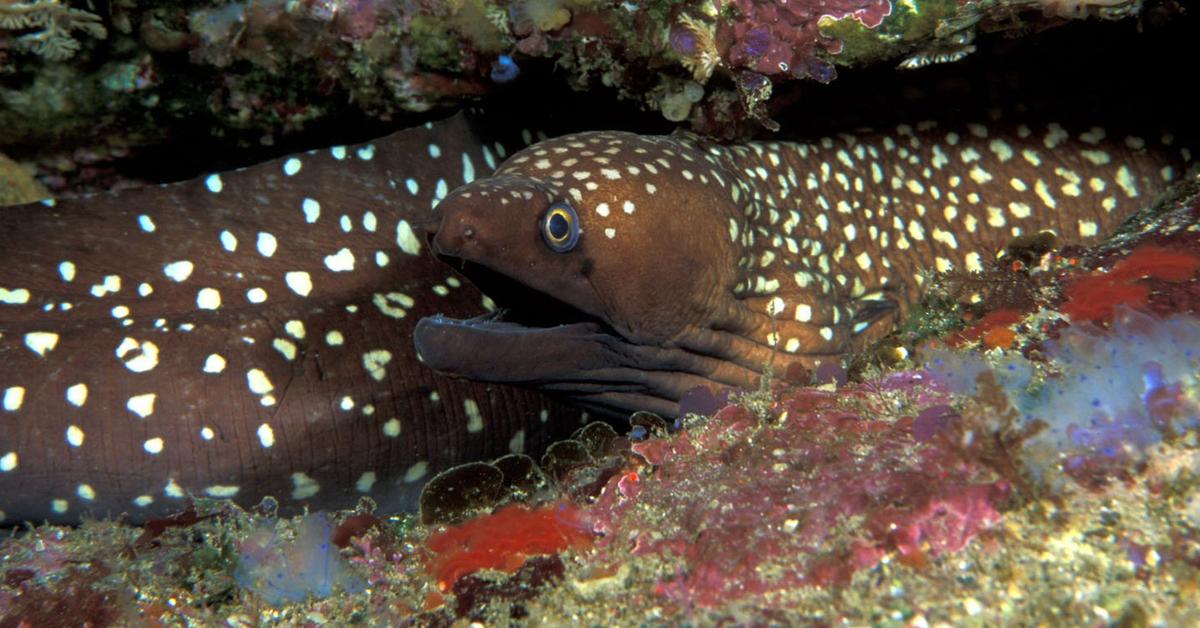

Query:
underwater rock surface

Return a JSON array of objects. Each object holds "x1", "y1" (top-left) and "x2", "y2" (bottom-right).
[{"x1": 0, "y1": 0, "x2": 1173, "y2": 190}]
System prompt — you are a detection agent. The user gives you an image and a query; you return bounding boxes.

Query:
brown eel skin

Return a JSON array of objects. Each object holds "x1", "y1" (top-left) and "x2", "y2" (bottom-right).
[
  {"x1": 415, "y1": 121, "x2": 1192, "y2": 417},
  {"x1": 0, "y1": 113, "x2": 590, "y2": 526}
]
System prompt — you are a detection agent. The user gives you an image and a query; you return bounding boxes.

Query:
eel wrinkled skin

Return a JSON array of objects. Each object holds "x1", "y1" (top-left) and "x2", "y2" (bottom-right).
[
  {"x1": 415, "y1": 122, "x2": 1192, "y2": 417},
  {"x1": 0, "y1": 113, "x2": 587, "y2": 526}
]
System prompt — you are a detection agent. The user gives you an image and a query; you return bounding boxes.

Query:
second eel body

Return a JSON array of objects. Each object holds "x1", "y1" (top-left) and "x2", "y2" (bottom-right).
[{"x1": 0, "y1": 114, "x2": 586, "y2": 525}]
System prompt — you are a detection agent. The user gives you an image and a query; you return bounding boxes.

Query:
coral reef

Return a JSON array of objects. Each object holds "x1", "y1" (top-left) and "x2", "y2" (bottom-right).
[
  {"x1": 584, "y1": 380, "x2": 1010, "y2": 604},
  {"x1": 2, "y1": 17, "x2": 1198, "y2": 621},
  {"x1": 1, "y1": 0, "x2": 1172, "y2": 190}
]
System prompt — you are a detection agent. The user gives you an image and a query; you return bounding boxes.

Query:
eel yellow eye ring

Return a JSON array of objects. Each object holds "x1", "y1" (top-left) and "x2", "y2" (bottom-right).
[{"x1": 541, "y1": 201, "x2": 580, "y2": 253}]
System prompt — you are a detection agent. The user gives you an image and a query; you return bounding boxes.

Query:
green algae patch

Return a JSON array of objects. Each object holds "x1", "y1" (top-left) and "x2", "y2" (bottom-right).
[
  {"x1": 409, "y1": 15, "x2": 467, "y2": 73},
  {"x1": 0, "y1": 153, "x2": 50, "y2": 205},
  {"x1": 820, "y1": 0, "x2": 961, "y2": 67}
]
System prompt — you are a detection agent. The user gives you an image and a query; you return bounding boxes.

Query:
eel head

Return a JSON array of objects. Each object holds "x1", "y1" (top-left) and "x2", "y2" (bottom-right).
[{"x1": 415, "y1": 131, "x2": 837, "y2": 417}]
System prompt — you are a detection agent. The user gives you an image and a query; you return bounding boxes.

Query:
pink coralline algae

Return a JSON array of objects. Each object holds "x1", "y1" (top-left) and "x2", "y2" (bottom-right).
[
  {"x1": 721, "y1": 0, "x2": 893, "y2": 79},
  {"x1": 584, "y1": 374, "x2": 1007, "y2": 608}
]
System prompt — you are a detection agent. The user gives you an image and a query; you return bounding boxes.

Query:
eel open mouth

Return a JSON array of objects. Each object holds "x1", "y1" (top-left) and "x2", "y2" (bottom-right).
[
  {"x1": 445, "y1": 260, "x2": 599, "y2": 329},
  {"x1": 413, "y1": 257, "x2": 750, "y2": 418}
]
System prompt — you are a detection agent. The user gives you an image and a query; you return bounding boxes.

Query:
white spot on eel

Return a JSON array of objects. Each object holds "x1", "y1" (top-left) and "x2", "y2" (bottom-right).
[
  {"x1": 163, "y1": 260, "x2": 194, "y2": 282},
  {"x1": 256, "y1": 232, "x2": 278, "y2": 257},
  {"x1": 203, "y1": 354, "x2": 226, "y2": 374},
  {"x1": 126, "y1": 393, "x2": 156, "y2": 418},
  {"x1": 362, "y1": 350, "x2": 394, "y2": 382},
  {"x1": 285, "y1": 271, "x2": 313, "y2": 296},
  {"x1": 324, "y1": 248, "x2": 356, "y2": 272},
  {"x1": 396, "y1": 220, "x2": 422, "y2": 255}
]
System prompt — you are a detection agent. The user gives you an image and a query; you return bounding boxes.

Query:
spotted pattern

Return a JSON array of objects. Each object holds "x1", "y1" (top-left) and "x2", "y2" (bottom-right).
[
  {"x1": 715, "y1": 122, "x2": 1185, "y2": 351},
  {"x1": 571, "y1": 124, "x2": 1172, "y2": 352},
  {"x1": 423, "y1": 121, "x2": 1189, "y2": 417},
  {"x1": 3, "y1": 114, "x2": 1186, "y2": 523},
  {"x1": 0, "y1": 114, "x2": 575, "y2": 525}
]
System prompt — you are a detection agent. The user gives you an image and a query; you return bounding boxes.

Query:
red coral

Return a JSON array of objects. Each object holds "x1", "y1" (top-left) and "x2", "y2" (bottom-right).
[
  {"x1": 1061, "y1": 244, "x2": 1200, "y2": 322},
  {"x1": 424, "y1": 502, "x2": 594, "y2": 589},
  {"x1": 1061, "y1": 277, "x2": 1150, "y2": 322},
  {"x1": 331, "y1": 513, "x2": 384, "y2": 549},
  {"x1": 870, "y1": 482, "x2": 1009, "y2": 566},
  {"x1": 1107, "y1": 244, "x2": 1200, "y2": 282},
  {"x1": 0, "y1": 563, "x2": 129, "y2": 627},
  {"x1": 132, "y1": 504, "x2": 226, "y2": 552},
  {"x1": 982, "y1": 326, "x2": 1018, "y2": 350},
  {"x1": 949, "y1": 308, "x2": 1025, "y2": 348}
]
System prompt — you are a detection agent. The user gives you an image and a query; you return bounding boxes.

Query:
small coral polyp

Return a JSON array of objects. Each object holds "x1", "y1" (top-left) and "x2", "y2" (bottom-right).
[{"x1": 0, "y1": 0, "x2": 107, "y2": 60}]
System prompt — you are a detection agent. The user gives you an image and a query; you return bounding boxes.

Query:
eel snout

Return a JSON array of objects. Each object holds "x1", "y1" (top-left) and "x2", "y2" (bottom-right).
[{"x1": 428, "y1": 207, "x2": 479, "y2": 259}]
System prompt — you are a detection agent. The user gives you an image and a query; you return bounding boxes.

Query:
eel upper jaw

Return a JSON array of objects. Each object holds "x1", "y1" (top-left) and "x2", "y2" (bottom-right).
[{"x1": 413, "y1": 258, "x2": 754, "y2": 418}]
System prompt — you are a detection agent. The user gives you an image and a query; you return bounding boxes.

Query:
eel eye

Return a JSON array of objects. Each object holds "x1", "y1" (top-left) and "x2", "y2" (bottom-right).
[{"x1": 540, "y1": 201, "x2": 580, "y2": 253}]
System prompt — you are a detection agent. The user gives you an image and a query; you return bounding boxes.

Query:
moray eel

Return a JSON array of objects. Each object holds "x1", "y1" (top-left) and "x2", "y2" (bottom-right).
[
  {"x1": 0, "y1": 113, "x2": 586, "y2": 526},
  {"x1": 415, "y1": 121, "x2": 1192, "y2": 417}
]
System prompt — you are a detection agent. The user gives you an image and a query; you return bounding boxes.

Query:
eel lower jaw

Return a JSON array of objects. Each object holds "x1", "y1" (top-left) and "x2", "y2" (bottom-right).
[
  {"x1": 413, "y1": 314, "x2": 728, "y2": 418},
  {"x1": 414, "y1": 263, "x2": 759, "y2": 417},
  {"x1": 417, "y1": 257, "x2": 622, "y2": 376}
]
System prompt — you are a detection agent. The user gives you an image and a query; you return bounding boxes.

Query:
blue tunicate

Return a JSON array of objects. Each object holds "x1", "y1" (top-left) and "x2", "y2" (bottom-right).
[
  {"x1": 234, "y1": 513, "x2": 366, "y2": 606},
  {"x1": 743, "y1": 28, "x2": 770, "y2": 58},
  {"x1": 1141, "y1": 362, "x2": 1165, "y2": 402},
  {"x1": 926, "y1": 309, "x2": 1200, "y2": 484},
  {"x1": 670, "y1": 26, "x2": 698, "y2": 56},
  {"x1": 795, "y1": 58, "x2": 837, "y2": 84},
  {"x1": 491, "y1": 55, "x2": 520, "y2": 83}
]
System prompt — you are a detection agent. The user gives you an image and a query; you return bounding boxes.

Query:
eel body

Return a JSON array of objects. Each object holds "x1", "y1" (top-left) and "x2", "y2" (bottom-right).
[
  {"x1": 2, "y1": 109, "x2": 1191, "y2": 526},
  {"x1": 0, "y1": 114, "x2": 585, "y2": 526},
  {"x1": 416, "y1": 121, "x2": 1192, "y2": 417}
]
